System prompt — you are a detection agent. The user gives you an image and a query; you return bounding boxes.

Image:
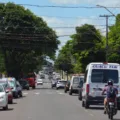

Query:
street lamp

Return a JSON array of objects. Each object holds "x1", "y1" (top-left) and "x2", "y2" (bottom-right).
[{"x1": 96, "y1": 5, "x2": 116, "y2": 17}]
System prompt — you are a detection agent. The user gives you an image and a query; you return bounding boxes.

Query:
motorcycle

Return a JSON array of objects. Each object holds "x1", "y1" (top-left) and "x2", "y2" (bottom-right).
[{"x1": 107, "y1": 99, "x2": 117, "y2": 120}]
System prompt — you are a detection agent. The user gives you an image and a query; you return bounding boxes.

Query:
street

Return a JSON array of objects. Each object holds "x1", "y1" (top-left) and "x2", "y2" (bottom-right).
[{"x1": 0, "y1": 83, "x2": 120, "y2": 120}]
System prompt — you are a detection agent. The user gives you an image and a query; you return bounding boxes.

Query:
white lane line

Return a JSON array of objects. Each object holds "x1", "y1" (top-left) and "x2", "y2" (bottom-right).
[
  {"x1": 23, "y1": 92, "x2": 28, "y2": 95},
  {"x1": 35, "y1": 92, "x2": 40, "y2": 95},
  {"x1": 89, "y1": 114, "x2": 94, "y2": 117},
  {"x1": 58, "y1": 92, "x2": 64, "y2": 95}
]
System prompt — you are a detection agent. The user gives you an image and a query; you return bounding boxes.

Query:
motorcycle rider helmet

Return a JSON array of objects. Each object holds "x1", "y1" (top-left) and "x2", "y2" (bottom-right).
[{"x1": 107, "y1": 80, "x2": 113, "y2": 86}]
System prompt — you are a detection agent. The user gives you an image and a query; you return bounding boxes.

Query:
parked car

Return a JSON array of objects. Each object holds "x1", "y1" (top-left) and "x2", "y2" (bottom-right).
[
  {"x1": 64, "y1": 80, "x2": 70, "y2": 93},
  {"x1": 0, "y1": 84, "x2": 8, "y2": 110},
  {"x1": 56, "y1": 80, "x2": 67, "y2": 90},
  {"x1": 69, "y1": 75, "x2": 84, "y2": 95},
  {"x1": 0, "y1": 78, "x2": 13, "y2": 104},
  {"x1": 40, "y1": 74, "x2": 45, "y2": 79},
  {"x1": 8, "y1": 77, "x2": 22, "y2": 98},
  {"x1": 36, "y1": 79, "x2": 43, "y2": 85},
  {"x1": 19, "y1": 79, "x2": 29, "y2": 90}
]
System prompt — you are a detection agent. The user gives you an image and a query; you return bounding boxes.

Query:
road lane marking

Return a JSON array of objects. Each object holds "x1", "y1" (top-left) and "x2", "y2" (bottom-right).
[
  {"x1": 90, "y1": 114, "x2": 94, "y2": 116},
  {"x1": 35, "y1": 92, "x2": 40, "y2": 95},
  {"x1": 23, "y1": 92, "x2": 28, "y2": 95}
]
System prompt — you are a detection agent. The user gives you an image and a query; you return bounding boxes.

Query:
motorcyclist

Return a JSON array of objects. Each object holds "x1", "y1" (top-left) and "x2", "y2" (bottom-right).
[{"x1": 102, "y1": 80, "x2": 118, "y2": 114}]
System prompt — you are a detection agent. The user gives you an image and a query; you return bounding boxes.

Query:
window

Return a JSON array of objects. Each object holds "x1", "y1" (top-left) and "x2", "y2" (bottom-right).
[
  {"x1": 0, "y1": 85, "x2": 4, "y2": 92},
  {"x1": 73, "y1": 77, "x2": 80, "y2": 84},
  {"x1": 91, "y1": 69, "x2": 118, "y2": 83}
]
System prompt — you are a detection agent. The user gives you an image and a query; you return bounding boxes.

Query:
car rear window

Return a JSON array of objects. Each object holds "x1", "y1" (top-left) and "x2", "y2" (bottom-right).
[
  {"x1": 59, "y1": 81, "x2": 67, "y2": 84},
  {"x1": 73, "y1": 77, "x2": 80, "y2": 84},
  {"x1": 91, "y1": 69, "x2": 118, "y2": 83}
]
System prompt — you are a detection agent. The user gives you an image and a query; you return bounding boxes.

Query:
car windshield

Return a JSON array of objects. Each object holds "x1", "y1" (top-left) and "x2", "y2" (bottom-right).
[
  {"x1": 8, "y1": 81, "x2": 15, "y2": 87},
  {"x1": 0, "y1": 83, "x2": 8, "y2": 88},
  {"x1": 91, "y1": 69, "x2": 119, "y2": 83},
  {"x1": 73, "y1": 77, "x2": 80, "y2": 84},
  {"x1": 0, "y1": 85, "x2": 4, "y2": 92}
]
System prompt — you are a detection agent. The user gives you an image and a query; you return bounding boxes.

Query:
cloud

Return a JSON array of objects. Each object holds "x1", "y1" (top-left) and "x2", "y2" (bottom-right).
[{"x1": 49, "y1": 0, "x2": 120, "y2": 6}]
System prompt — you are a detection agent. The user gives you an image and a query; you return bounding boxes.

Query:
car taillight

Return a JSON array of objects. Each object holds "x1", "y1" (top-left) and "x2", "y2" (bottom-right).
[{"x1": 86, "y1": 84, "x2": 89, "y2": 93}]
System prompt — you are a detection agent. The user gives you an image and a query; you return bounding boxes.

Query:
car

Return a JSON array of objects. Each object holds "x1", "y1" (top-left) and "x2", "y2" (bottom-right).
[
  {"x1": 8, "y1": 78, "x2": 22, "y2": 98},
  {"x1": 51, "y1": 80, "x2": 58, "y2": 88},
  {"x1": 0, "y1": 78, "x2": 13, "y2": 104},
  {"x1": 69, "y1": 75, "x2": 84, "y2": 95},
  {"x1": 82, "y1": 62, "x2": 120, "y2": 109},
  {"x1": 40, "y1": 74, "x2": 45, "y2": 79},
  {"x1": 36, "y1": 79, "x2": 43, "y2": 85},
  {"x1": 64, "y1": 80, "x2": 70, "y2": 93},
  {"x1": 56, "y1": 80, "x2": 67, "y2": 90},
  {"x1": 0, "y1": 84, "x2": 8, "y2": 110},
  {"x1": 19, "y1": 79, "x2": 30, "y2": 90}
]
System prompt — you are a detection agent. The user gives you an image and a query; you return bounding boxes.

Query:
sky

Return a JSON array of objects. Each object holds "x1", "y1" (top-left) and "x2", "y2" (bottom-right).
[{"x1": 1, "y1": 0, "x2": 120, "y2": 56}]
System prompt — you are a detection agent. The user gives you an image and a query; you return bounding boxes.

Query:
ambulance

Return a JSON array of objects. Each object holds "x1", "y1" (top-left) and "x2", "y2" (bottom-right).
[{"x1": 82, "y1": 62, "x2": 120, "y2": 109}]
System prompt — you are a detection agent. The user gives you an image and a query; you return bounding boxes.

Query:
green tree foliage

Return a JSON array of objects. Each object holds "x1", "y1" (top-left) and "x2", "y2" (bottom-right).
[
  {"x1": 55, "y1": 40, "x2": 74, "y2": 74},
  {"x1": 0, "y1": 3, "x2": 59, "y2": 78},
  {"x1": 55, "y1": 24, "x2": 105, "y2": 73},
  {"x1": 108, "y1": 14, "x2": 120, "y2": 62}
]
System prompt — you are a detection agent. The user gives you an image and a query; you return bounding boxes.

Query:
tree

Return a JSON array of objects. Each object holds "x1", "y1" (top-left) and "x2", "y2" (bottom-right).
[
  {"x1": 0, "y1": 3, "x2": 59, "y2": 78},
  {"x1": 55, "y1": 24, "x2": 105, "y2": 73},
  {"x1": 108, "y1": 14, "x2": 120, "y2": 63}
]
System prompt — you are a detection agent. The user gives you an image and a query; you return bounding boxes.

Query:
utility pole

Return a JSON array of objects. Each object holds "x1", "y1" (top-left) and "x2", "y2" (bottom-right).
[{"x1": 100, "y1": 15, "x2": 114, "y2": 62}]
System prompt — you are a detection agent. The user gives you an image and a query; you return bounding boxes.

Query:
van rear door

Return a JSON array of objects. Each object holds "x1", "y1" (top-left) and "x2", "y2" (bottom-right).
[{"x1": 89, "y1": 64, "x2": 119, "y2": 97}]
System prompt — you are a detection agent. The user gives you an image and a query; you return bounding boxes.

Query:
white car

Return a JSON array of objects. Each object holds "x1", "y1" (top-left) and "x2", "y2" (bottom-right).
[
  {"x1": 37, "y1": 79, "x2": 43, "y2": 85},
  {"x1": 56, "y1": 80, "x2": 67, "y2": 90},
  {"x1": 0, "y1": 84, "x2": 8, "y2": 110}
]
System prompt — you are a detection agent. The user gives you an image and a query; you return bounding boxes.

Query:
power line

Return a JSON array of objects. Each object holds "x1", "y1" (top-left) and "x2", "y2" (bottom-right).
[{"x1": 1, "y1": 3, "x2": 120, "y2": 9}]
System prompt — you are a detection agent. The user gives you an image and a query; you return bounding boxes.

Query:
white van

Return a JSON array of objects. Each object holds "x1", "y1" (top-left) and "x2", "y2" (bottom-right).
[
  {"x1": 82, "y1": 62, "x2": 120, "y2": 109},
  {"x1": 69, "y1": 75, "x2": 84, "y2": 95}
]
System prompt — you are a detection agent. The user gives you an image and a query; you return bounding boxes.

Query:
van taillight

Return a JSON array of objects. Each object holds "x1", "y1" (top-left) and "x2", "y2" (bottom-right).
[{"x1": 86, "y1": 84, "x2": 89, "y2": 93}]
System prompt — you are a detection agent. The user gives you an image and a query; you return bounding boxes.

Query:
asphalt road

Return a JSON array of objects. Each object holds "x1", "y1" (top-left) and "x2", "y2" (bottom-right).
[{"x1": 0, "y1": 76, "x2": 120, "y2": 120}]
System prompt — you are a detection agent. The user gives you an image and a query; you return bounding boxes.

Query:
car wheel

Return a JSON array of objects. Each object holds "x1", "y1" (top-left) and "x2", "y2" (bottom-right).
[
  {"x1": 20, "y1": 92, "x2": 23, "y2": 97},
  {"x1": 56, "y1": 87, "x2": 58, "y2": 90},
  {"x1": 27, "y1": 87, "x2": 30, "y2": 90},
  {"x1": 69, "y1": 89, "x2": 72, "y2": 95},
  {"x1": 82, "y1": 101, "x2": 85, "y2": 107},
  {"x1": 15, "y1": 93, "x2": 19, "y2": 98},
  {"x1": 64, "y1": 89, "x2": 67, "y2": 93},
  {"x1": 78, "y1": 92, "x2": 82, "y2": 101},
  {"x1": 85, "y1": 101, "x2": 89, "y2": 109},
  {"x1": 3, "y1": 104, "x2": 8, "y2": 110},
  {"x1": 9, "y1": 99, "x2": 13, "y2": 104},
  {"x1": 32, "y1": 86, "x2": 35, "y2": 89}
]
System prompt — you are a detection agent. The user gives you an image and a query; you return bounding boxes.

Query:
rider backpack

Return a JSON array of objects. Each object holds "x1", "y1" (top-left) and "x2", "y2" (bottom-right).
[{"x1": 107, "y1": 86, "x2": 116, "y2": 98}]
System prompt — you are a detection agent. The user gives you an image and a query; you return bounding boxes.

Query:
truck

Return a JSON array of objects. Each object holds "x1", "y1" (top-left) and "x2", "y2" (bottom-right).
[{"x1": 25, "y1": 73, "x2": 36, "y2": 89}]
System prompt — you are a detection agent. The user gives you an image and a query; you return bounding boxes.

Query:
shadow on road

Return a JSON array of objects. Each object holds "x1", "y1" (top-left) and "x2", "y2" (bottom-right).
[
  {"x1": 0, "y1": 108, "x2": 14, "y2": 111},
  {"x1": 35, "y1": 88, "x2": 52, "y2": 90},
  {"x1": 89, "y1": 106, "x2": 104, "y2": 110},
  {"x1": 71, "y1": 94, "x2": 78, "y2": 96}
]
